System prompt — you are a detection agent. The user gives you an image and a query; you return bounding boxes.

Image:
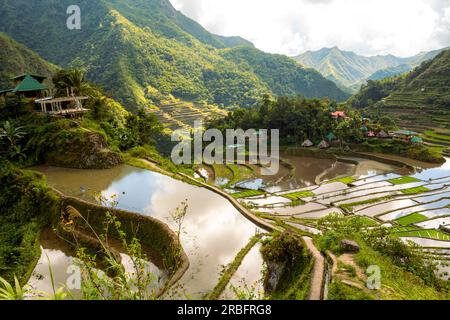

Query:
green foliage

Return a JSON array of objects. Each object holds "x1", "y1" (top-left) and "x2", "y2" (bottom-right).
[
  {"x1": 52, "y1": 69, "x2": 91, "y2": 96},
  {"x1": 206, "y1": 235, "x2": 261, "y2": 300},
  {"x1": 121, "y1": 109, "x2": 163, "y2": 149},
  {"x1": 221, "y1": 46, "x2": 349, "y2": 101},
  {"x1": 293, "y1": 47, "x2": 444, "y2": 93},
  {"x1": 0, "y1": 276, "x2": 27, "y2": 300},
  {"x1": 232, "y1": 190, "x2": 265, "y2": 199},
  {"x1": 347, "y1": 77, "x2": 402, "y2": 109},
  {"x1": 388, "y1": 176, "x2": 421, "y2": 185},
  {"x1": 208, "y1": 96, "x2": 365, "y2": 145},
  {"x1": 339, "y1": 196, "x2": 394, "y2": 213},
  {"x1": 353, "y1": 139, "x2": 444, "y2": 163},
  {"x1": 0, "y1": 120, "x2": 27, "y2": 161},
  {"x1": 0, "y1": 32, "x2": 57, "y2": 89},
  {"x1": 395, "y1": 213, "x2": 428, "y2": 226},
  {"x1": 400, "y1": 186, "x2": 429, "y2": 195},
  {"x1": 282, "y1": 191, "x2": 315, "y2": 200},
  {"x1": 348, "y1": 50, "x2": 450, "y2": 138},
  {"x1": 328, "y1": 280, "x2": 374, "y2": 300},
  {"x1": 318, "y1": 215, "x2": 448, "y2": 299},
  {"x1": 260, "y1": 232, "x2": 312, "y2": 300},
  {"x1": 0, "y1": 161, "x2": 60, "y2": 283},
  {"x1": 316, "y1": 215, "x2": 371, "y2": 253},
  {"x1": 0, "y1": 0, "x2": 348, "y2": 111},
  {"x1": 326, "y1": 176, "x2": 356, "y2": 185}
]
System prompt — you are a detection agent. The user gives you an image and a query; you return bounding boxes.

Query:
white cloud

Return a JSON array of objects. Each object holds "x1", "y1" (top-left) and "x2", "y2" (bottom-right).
[{"x1": 169, "y1": 0, "x2": 450, "y2": 57}]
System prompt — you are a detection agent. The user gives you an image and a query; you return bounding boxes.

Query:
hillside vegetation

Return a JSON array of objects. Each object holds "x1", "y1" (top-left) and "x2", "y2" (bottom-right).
[
  {"x1": 348, "y1": 50, "x2": 450, "y2": 129},
  {"x1": 221, "y1": 46, "x2": 349, "y2": 101},
  {"x1": 0, "y1": 0, "x2": 347, "y2": 111},
  {"x1": 0, "y1": 33, "x2": 57, "y2": 89},
  {"x1": 348, "y1": 50, "x2": 450, "y2": 156},
  {"x1": 294, "y1": 47, "x2": 446, "y2": 93}
]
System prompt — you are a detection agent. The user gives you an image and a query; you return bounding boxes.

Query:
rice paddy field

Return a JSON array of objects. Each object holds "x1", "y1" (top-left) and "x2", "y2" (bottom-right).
[
  {"x1": 149, "y1": 100, "x2": 227, "y2": 131},
  {"x1": 225, "y1": 156, "x2": 450, "y2": 269}
]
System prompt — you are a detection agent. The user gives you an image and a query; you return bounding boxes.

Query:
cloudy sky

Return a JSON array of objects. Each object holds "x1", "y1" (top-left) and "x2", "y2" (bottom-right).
[{"x1": 169, "y1": 0, "x2": 450, "y2": 57}]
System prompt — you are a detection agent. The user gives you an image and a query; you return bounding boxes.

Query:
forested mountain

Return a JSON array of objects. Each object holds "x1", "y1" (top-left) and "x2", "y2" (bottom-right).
[
  {"x1": 294, "y1": 47, "x2": 446, "y2": 92},
  {"x1": 0, "y1": 33, "x2": 57, "y2": 89},
  {"x1": 0, "y1": 0, "x2": 348, "y2": 111},
  {"x1": 367, "y1": 64, "x2": 412, "y2": 81},
  {"x1": 348, "y1": 49, "x2": 450, "y2": 132},
  {"x1": 220, "y1": 46, "x2": 349, "y2": 101}
]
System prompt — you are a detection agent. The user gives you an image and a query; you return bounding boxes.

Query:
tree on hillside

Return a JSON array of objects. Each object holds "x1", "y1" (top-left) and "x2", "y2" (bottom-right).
[
  {"x1": 52, "y1": 69, "x2": 92, "y2": 96},
  {"x1": 0, "y1": 121, "x2": 27, "y2": 160},
  {"x1": 120, "y1": 109, "x2": 163, "y2": 149}
]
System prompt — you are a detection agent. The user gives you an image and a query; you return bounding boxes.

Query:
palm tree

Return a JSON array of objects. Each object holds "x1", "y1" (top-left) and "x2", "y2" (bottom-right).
[{"x1": 52, "y1": 69, "x2": 92, "y2": 96}]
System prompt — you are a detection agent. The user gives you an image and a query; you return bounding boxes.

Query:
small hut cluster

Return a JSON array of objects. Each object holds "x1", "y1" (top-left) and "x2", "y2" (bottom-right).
[
  {"x1": 393, "y1": 130, "x2": 423, "y2": 144},
  {"x1": 0, "y1": 73, "x2": 89, "y2": 117}
]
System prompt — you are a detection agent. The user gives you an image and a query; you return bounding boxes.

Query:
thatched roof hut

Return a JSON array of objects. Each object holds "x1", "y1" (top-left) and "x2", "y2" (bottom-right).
[
  {"x1": 377, "y1": 130, "x2": 389, "y2": 138},
  {"x1": 318, "y1": 140, "x2": 330, "y2": 149},
  {"x1": 302, "y1": 139, "x2": 314, "y2": 147}
]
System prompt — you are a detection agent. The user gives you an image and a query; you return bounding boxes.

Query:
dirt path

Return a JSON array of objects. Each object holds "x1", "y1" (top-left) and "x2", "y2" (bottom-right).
[{"x1": 303, "y1": 237, "x2": 325, "y2": 300}]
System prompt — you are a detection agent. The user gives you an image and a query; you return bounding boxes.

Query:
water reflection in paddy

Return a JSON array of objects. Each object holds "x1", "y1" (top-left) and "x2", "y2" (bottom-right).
[
  {"x1": 28, "y1": 229, "x2": 167, "y2": 299},
  {"x1": 220, "y1": 243, "x2": 265, "y2": 300},
  {"x1": 32, "y1": 165, "x2": 260, "y2": 298}
]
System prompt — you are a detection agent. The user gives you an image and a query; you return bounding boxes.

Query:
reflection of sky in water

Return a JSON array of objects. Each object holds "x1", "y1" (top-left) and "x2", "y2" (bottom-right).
[
  {"x1": 28, "y1": 248, "x2": 81, "y2": 300},
  {"x1": 221, "y1": 243, "x2": 264, "y2": 300},
  {"x1": 36, "y1": 165, "x2": 260, "y2": 298},
  {"x1": 413, "y1": 158, "x2": 450, "y2": 180}
]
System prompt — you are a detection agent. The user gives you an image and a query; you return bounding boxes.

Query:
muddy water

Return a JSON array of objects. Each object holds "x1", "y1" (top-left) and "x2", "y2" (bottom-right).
[
  {"x1": 269, "y1": 153, "x2": 401, "y2": 191},
  {"x1": 32, "y1": 165, "x2": 260, "y2": 299},
  {"x1": 279, "y1": 155, "x2": 353, "y2": 188}
]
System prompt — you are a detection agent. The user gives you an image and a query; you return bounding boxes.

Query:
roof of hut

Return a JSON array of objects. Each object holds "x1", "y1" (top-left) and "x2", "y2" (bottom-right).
[
  {"x1": 318, "y1": 140, "x2": 330, "y2": 149},
  {"x1": 302, "y1": 139, "x2": 314, "y2": 147},
  {"x1": 377, "y1": 130, "x2": 389, "y2": 138},
  {"x1": 12, "y1": 74, "x2": 46, "y2": 93}
]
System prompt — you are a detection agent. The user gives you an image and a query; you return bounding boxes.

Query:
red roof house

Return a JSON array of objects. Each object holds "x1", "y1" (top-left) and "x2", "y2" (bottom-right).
[{"x1": 331, "y1": 111, "x2": 347, "y2": 119}]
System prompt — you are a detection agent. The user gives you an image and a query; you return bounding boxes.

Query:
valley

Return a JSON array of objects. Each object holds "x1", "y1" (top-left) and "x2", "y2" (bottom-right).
[{"x1": 0, "y1": 0, "x2": 449, "y2": 303}]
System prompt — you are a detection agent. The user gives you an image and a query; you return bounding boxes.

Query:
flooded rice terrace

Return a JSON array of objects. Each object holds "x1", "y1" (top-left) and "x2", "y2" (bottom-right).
[
  {"x1": 31, "y1": 164, "x2": 260, "y2": 298},
  {"x1": 29, "y1": 153, "x2": 422, "y2": 299}
]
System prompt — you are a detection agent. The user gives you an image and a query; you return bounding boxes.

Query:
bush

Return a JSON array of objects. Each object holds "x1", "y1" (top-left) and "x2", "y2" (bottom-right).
[{"x1": 0, "y1": 160, "x2": 60, "y2": 283}]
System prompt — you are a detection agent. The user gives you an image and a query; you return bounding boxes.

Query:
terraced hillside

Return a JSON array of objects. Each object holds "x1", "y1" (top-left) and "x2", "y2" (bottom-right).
[
  {"x1": 294, "y1": 47, "x2": 446, "y2": 92},
  {"x1": 149, "y1": 101, "x2": 228, "y2": 131},
  {"x1": 230, "y1": 163, "x2": 450, "y2": 281},
  {"x1": 349, "y1": 50, "x2": 450, "y2": 156}
]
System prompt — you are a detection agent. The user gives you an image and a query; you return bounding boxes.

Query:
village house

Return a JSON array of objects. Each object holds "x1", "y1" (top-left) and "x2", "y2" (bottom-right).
[
  {"x1": 330, "y1": 111, "x2": 348, "y2": 120},
  {"x1": 0, "y1": 74, "x2": 48, "y2": 100},
  {"x1": 0, "y1": 73, "x2": 89, "y2": 117}
]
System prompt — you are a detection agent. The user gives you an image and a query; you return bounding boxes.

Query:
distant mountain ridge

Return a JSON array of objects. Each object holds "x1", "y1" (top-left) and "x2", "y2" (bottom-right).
[
  {"x1": 348, "y1": 49, "x2": 450, "y2": 133},
  {"x1": 294, "y1": 47, "x2": 447, "y2": 92},
  {"x1": 0, "y1": 0, "x2": 348, "y2": 111}
]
